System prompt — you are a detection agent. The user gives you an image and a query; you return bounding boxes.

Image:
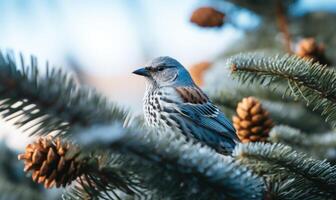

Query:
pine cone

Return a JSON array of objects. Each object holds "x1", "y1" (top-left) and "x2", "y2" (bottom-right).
[
  {"x1": 18, "y1": 137, "x2": 84, "y2": 188},
  {"x1": 189, "y1": 61, "x2": 212, "y2": 86},
  {"x1": 295, "y1": 37, "x2": 330, "y2": 65},
  {"x1": 232, "y1": 97, "x2": 273, "y2": 143},
  {"x1": 190, "y1": 7, "x2": 225, "y2": 28}
]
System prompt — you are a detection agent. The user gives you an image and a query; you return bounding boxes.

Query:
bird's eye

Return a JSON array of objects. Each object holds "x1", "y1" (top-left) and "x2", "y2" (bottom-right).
[{"x1": 157, "y1": 66, "x2": 164, "y2": 71}]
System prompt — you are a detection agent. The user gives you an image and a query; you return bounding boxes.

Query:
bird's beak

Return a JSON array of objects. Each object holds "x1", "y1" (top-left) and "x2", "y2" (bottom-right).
[{"x1": 133, "y1": 67, "x2": 150, "y2": 77}]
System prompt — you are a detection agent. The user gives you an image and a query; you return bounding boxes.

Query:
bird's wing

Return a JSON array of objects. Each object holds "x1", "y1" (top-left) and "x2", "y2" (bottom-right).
[{"x1": 173, "y1": 86, "x2": 239, "y2": 142}]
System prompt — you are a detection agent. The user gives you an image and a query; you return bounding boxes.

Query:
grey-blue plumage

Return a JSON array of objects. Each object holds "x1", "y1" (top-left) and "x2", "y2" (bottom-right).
[{"x1": 133, "y1": 56, "x2": 240, "y2": 154}]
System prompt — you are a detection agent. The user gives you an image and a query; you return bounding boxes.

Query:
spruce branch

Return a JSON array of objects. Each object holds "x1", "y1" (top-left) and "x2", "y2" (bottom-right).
[
  {"x1": 65, "y1": 123, "x2": 265, "y2": 200},
  {"x1": 0, "y1": 50, "x2": 127, "y2": 136},
  {"x1": 233, "y1": 142, "x2": 336, "y2": 199},
  {"x1": 211, "y1": 90, "x2": 329, "y2": 133},
  {"x1": 204, "y1": 64, "x2": 329, "y2": 133},
  {"x1": 114, "y1": 129, "x2": 264, "y2": 200},
  {"x1": 64, "y1": 153, "x2": 145, "y2": 200},
  {"x1": 229, "y1": 53, "x2": 336, "y2": 127},
  {"x1": 18, "y1": 136, "x2": 143, "y2": 199},
  {"x1": 270, "y1": 125, "x2": 336, "y2": 161},
  {"x1": 205, "y1": 64, "x2": 294, "y2": 104},
  {"x1": 208, "y1": 83, "x2": 293, "y2": 104},
  {"x1": 207, "y1": 72, "x2": 329, "y2": 132},
  {"x1": 265, "y1": 178, "x2": 320, "y2": 200}
]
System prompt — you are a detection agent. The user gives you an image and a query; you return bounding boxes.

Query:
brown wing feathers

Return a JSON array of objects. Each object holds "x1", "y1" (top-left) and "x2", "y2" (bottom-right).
[{"x1": 175, "y1": 87, "x2": 208, "y2": 104}]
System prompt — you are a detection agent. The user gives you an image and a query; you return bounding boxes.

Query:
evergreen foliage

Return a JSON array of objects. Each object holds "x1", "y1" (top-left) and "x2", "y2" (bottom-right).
[
  {"x1": 0, "y1": 50, "x2": 265, "y2": 199},
  {"x1": 0, "y1": 51, "x2": 127, "y2": 136},
  {"x1": 270, "y1": 125, "x2": 336, "y2": 161},
  {"x1": 65, "y1": 124, "x2": 264, "y2": 199},
  {"x1": 3, "y1": 48, "x2": 336, "y2": 200},
  {"x1": 233, "y1": 142, "x2": 336, "y2": 199},
  {"x1": 229, "y1": 53, "x2": 336, "y2": 127},
  {"x1": 1, "y1": 0, "x2": 336, "y2": 199},
  {"x1": 206, "y1": 61, "x2": 330, "y2": 133}
]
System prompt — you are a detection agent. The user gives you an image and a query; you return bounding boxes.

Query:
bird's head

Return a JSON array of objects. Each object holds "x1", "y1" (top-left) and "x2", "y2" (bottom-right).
[{"x1": 133, "y1": 56, "x2": 194, "y2": 88}]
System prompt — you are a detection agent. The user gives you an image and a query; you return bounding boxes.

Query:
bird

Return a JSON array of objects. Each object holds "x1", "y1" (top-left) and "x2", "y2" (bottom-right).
[{"x1": 133, "y1": 56, "x2": 239, "y2": 154}]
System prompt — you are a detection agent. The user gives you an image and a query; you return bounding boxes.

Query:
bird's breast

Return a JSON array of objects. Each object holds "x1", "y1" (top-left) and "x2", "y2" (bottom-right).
[
  {"x1": 143, "y1": 90, "x2": 162, "y2": 127},
  {"x1": 143, "y1": 88, "x2": 180, "y2": 131}
]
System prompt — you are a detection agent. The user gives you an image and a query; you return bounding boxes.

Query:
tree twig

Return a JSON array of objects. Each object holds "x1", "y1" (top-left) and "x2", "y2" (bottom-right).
[{"x1": 276, "y1": 0, "x2": 292, "y2": 53}]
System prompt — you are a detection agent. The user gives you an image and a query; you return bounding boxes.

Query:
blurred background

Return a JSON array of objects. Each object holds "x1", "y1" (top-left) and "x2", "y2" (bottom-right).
[
  {"x1": 0, "y1": 0, "x2": 336, "y2": 198},
  {"x1": 0, "y1": 0, "x2": 244, "y2": 112},
  {"x1": 0, "y1": 0, "x2": 247, "y2": 150},
  {"x1": 0, "y1": 0, "x2": 335, "y2": 114}
]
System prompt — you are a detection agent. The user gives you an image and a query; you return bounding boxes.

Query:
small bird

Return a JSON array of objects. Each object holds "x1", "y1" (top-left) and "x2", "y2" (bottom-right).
[{"x1": 133, "y1": 56, "x2": 239, "y2": 153}]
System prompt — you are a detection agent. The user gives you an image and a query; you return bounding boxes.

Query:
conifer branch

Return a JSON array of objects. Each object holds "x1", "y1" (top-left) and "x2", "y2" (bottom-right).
[
  {"x1": 229, "y1": 53, "x2": 336, "y2": 127},
  {"x1": 211, "y1": 90, "x2": 329, "y2": 133},
  {"x1": 266, "y1": 178, "x2": 319, "y2": 200},
  {"x1": 233, "y1": 142, "x2": 336, "y2": 199},
  {"x1": 18, "y1": 136, "x2": 141, "y2": 199},
  {"x1": 205, "y1": 62, "x2": 328, "y2": 133},
  {"x1": 205, "y1": 65, "x2": 294, "y2": 103},
  {"x1": 65, "y1": 124, "x2": 265, "y2": 200},
  {"x1": 65, "y1": 153, "x2": 146, "y2": 200},
  {"x1": 270, "y1": 125, "x2": 336, "y2": 160},
  {"x1": 0, "y1": 50, "x2": 127, "y2": 136}
]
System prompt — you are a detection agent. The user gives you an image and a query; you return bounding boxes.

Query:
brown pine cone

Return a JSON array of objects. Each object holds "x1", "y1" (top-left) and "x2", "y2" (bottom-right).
[
  {"x1": 295, "y1": 37, "x2": 330, "y2": 65},
  {"x1": 189, "y1": 61, "x2": 212, "y2": 86},
  {"x1": 232, "y1": 97, "x2": 273, "y2": 143},
  {"x1": 18, "y1": 137, "x2": 85, "y2": 188},
  {"x1": 190, "y1": 7, "x2": 225, "y2": 28}
]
